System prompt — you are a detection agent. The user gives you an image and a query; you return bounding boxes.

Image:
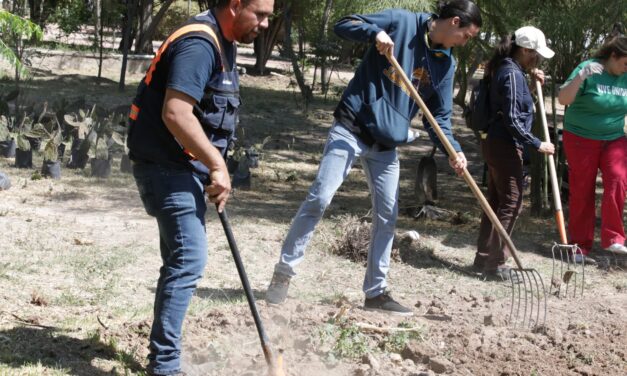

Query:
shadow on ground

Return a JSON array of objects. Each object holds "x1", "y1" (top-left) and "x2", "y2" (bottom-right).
[
  {"x1": 147, "y1": 287, "x2": 266, "y2": 303},
  {"x1": 0, "y1": 325, "x2": 144, "y2": 375}
]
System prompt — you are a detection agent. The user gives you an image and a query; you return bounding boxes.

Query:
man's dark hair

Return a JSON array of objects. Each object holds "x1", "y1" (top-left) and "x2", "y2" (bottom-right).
[
  {"x1": 436, "y1": 0, "x2": 482, "y2": 28},
  {"x1": 216, "y1": 0, "x2": 252, "y2": 8}
]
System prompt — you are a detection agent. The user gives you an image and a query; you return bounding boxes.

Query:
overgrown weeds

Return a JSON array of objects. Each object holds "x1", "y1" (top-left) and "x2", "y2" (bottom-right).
[
  {"x1": 329, "y1": 213, "x2": 371, "y2": 264},
  {"x1": 314, "y1": 317, "x2": 426, "y2": 360},
  {"x1": 379, "y1": 322, "x2": 426, "y2": 353}
]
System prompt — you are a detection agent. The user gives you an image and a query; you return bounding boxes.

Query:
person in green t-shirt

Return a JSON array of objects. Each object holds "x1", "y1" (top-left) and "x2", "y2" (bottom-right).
[{"x1": 558, "y1": 35, "x2": 627, "y2": 259}]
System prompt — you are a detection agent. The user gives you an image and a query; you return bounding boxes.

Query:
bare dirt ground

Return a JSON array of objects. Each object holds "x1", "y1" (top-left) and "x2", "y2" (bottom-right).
[{"x1": 0, "y1": 47, "x2": 626, "y2": 376}]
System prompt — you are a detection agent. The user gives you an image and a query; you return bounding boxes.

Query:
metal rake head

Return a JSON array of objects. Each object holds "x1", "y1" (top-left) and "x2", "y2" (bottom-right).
[
  {"x1": 507, "y1": 268, "x2": 547, "y2": 330},
  {"x1": 550, "y1": 243, "x2": 585, "y2": 298}
]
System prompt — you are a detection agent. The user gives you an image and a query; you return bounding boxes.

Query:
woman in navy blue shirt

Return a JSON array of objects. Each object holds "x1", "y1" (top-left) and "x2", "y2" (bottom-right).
[{"x1": 473, "y1": 26, "x2": 555, "y2": 281}]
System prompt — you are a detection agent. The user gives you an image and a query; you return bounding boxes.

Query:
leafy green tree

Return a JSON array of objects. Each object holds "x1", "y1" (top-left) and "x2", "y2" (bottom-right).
[
  {"x1": 0, "y1": 9, "x2": 43, "y2": 83},
  {"x1": 48, "y1": 0, "x2": 91, "y2": 35}
]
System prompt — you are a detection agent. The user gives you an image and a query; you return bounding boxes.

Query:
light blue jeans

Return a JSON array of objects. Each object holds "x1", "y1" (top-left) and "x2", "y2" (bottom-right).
[
  {"x1": 274, "y1": 122, "x2": 400, "y2": 298},
  {"x1": 133, "y1": 161, "x2": 208, "y2": 375}
]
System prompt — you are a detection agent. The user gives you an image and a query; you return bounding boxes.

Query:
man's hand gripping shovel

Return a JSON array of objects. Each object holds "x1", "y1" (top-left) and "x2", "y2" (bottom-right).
[{"x1": 384, "y1": 51, "x2": 547, "y2": 329}]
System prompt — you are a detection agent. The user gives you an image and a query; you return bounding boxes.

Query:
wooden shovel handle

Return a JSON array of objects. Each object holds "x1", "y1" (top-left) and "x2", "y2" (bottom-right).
[
  {"x1": 534, "y1": 80, "x2": 568, "y2": 244},
  {"x1": 384, "y1": 51, "x2": 525, "y2": 269}
]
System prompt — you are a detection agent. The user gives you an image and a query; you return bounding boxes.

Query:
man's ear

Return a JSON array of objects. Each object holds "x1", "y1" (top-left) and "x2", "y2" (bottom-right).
[{"x1": 230, "y1": 0, "x2": 242, "y2": 14}]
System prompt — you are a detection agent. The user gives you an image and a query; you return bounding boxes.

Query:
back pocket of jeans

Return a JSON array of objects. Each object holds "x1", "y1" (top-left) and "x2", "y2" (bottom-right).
[{"x1": 135, "y1": 176, "x2": 157, "y2": 217}]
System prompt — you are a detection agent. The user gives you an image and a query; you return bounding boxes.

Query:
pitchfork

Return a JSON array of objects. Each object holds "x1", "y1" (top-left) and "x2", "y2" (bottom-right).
[
  {"x1": 535, "y1": 80, "x2": 585, "y2": 298},
  {"x1": 385, "y1": 51, "x2": 546, "y2": 329}
]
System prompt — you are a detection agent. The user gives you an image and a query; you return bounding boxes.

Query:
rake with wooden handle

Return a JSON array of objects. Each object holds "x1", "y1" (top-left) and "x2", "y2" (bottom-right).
[
  {"x1": 385, "y1": 51, "x2": 546, "y2": 329},
  {"x1": 534, "y1": 80, "x2": 584, "y2": 298}
]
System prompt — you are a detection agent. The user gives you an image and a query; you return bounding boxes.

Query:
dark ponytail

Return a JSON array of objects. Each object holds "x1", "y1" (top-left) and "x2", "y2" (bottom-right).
[
  {"x1": 436, "y1": 0, "x2": 482, "y2": 28},
  {"x1": 484, "y1": 34, "x2": 521, "y2": 80}
]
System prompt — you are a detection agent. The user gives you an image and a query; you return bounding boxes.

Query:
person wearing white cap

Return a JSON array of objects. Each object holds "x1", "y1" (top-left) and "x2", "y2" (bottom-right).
[
  {"x1": 558, "y1": 35, "x2": 627, "y2": 260},
  {"x1": 472, "y1": 26, "x2": 555, "y2": 281}
]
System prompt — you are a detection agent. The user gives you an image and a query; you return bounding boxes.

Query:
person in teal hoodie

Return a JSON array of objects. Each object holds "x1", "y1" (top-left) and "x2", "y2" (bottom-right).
[
  {"x1": 558, "y1": 35, "x2": 627, "y2": 260},
  {"x1": 266, "y1": 0, "x2": 482, "y2": 316}
]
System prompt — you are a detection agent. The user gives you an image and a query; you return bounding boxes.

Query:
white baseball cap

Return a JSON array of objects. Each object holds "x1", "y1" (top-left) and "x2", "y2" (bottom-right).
[{"x1": 514, "y1": 26, "x2": 555, "y2": 59}]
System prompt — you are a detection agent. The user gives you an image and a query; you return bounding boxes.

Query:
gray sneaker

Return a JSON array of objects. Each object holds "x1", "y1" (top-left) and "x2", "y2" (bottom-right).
[
  {"x1": 266, "y1": 272, "x2": 291, "y2": 305},
  {"x1": 483, "y1": 265, "x2": 523, "y2": 284},
  {"x1": 364, "y1": 291, "x2": 413, "y2": 316}
]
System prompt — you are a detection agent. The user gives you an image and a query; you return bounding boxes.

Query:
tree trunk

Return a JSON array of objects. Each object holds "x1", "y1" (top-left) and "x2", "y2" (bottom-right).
[
  {"x1": 549, "y1": 70, "x2": 566, "y2": 196},
  {"x1": 27, "y1": 0, "x2": 42, "y2": 25},
  {"x1": 283, "y1": 3, "x2": 312, "y2": 107},
  {"x1": 135, "y1": 0, "x2": 153, "y2": 53},
  {"x1": 253, "y1": 4, "x2": 284, "y2": 75},
  {"x1": 95, "y1": 0, "x2": 102, "y2": 79},
  {"x1": 318, "y1": 0, "x2": 333, "y2": 95},
  {"x1": 453, "y1": 51, "x2": 482, "y2": 110},
  {"x1": 118, "y1": 0, "x2": 140, "y2": 51},
  {"x1": 119, "y1": 0, "x2": 137, "y2": 91},
  {"x1": 136, "y1": 0, "x2": 175, "y2": 54}
]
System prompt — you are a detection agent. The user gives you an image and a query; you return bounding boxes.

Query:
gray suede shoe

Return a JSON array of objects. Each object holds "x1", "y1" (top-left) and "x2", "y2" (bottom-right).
[
  {"x1": 483, "y1": 265, "x2": 523, "y2": 284},
  {"x1": 265, "y1": 272, "x2": 291, "y2": 305}
]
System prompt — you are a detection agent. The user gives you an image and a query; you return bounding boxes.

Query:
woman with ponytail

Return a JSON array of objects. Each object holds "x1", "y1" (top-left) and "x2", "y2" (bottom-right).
[{"x1": 473, "y1": 27, "x2": 555, "y2": 281}]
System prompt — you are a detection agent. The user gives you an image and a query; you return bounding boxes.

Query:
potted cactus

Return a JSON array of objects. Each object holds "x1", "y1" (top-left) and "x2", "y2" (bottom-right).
[
  {"x1": 12, "y1": 115, "x2": 37, "y2": 169},
  {"x1": 28, "y1": 116, "x2": 63, "y2": 179},
  {"x1": 0, "y1": 89, "x2": 19, "y2": 158},
  {"x1": 118, "y1": 118, "x2": 132, "y2": 174},
  {"x1": 0, "y1": 116, "x2": 16, "y2": 158},
  {"x1": 64, "y1": 106, "x2": 96, "y2": 169},
  {"x1": 89, "y1": 112, "x2": 125, "y2": 178}
]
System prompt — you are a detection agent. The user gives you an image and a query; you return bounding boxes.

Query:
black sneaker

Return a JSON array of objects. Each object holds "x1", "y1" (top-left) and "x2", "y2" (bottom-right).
[
  {"x1": 472, "y1": 254, "x2": 488, "y2": 272},
  {"x1": 147, "y1": 370, "x2": 186, "y2": 376},
  {"x1": 265, "y1": 272, "x2": 291, "y2": 305},
  {"x1": 483, "y1": 266, "x2": 522, "y2": 284},
  {"x1": 364, "y1": 291, "x2": 413, "y2": 316}
]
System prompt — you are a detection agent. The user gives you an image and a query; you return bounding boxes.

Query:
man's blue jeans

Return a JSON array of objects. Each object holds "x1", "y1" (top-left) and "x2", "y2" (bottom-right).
[
  {"x1": 133, "y1": 161, "x2": 208, "y2": 375},
  {"x1": 274, "y1": 122, "x2": 400, "y2": 298}
]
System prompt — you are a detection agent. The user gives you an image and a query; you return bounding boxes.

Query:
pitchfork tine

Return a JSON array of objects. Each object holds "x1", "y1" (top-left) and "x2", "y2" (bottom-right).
[
  {"x1": 509, "y1": 276, "x2": 520, "y2": 326},
  {"x1": 529, "y1": 271, "x2": 536, "y2": 328},
  {"x1": 536, "y1": 269, "x2": 547, "y2": 328},
  {"x1": 531, "y1": 269, "x2": 546, "y2": 328},
  {"x1": 522, "y1": 270, "x2": 530, "y2": 328}
]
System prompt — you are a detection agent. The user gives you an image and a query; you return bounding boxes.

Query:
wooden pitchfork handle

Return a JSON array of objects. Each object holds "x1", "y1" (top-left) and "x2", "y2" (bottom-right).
[
  {"x1": 534, "y1": 80, "x2": 568, "y2": 244},
  {"x1": 384, "y1": 51, "x2": 525, "y2": 270}
]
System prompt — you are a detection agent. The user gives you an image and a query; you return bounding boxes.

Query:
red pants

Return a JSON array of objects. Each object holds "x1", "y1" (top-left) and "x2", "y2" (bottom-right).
[{"x1": 563, "y1": 131, "x2": 627, "y2": 254}]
